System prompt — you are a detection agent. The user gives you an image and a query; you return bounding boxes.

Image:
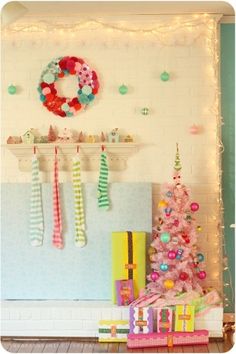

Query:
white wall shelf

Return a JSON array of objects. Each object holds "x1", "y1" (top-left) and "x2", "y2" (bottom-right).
[{"x1": 3, "y1": 143, "x2": 139, "y2": 171}]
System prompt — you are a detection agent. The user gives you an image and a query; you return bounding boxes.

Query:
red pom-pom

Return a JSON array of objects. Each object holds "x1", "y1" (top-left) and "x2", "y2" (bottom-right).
[
  {"x1": 74, "y1": 103, "x2": 82, "y2": 111},
  {"x1": 69, "y1": 69, "x2": 76, "y2": 75},
  {"x1": 40, "y1": 82, "x2": 49, "y2": 89},
  {"x1": 58, "y1": 72, "x2": 64, "y2": 78}
]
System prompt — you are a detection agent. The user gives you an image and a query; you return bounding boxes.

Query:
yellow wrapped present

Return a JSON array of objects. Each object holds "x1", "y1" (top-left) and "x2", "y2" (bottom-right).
[
  {"x1": 98, "y1": 320, "x2": 129, "y2": 342},
  {"x1": 112, "y1": 231, "x2": 146, "y2": 303},
  {"x1": 174, "y1": 305, "x2": 195, "y2": 332}
]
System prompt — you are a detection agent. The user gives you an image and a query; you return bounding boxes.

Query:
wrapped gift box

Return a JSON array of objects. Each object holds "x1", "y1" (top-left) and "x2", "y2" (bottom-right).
[
  {"x1": 111, "y1": 231, "x2": 146, "y2": 303},
  {"x1": 115, "y1": 279, "x2": 134, "y2": 306},
  {"x1": 127, "y1": 330, "x2": 209, "y2": 348},
  {"x1": 157, "y1": 308, "x2": 173, "y2": 333},
  {"x1": 129, "y1": 306, "x2": 153, "y2": 334},
  {"x1": 98, "y1": 320, "x2": 129, "y2": 342},
  {"x1": 175, "y1": 305, "x2": 195, "y2": 332}
]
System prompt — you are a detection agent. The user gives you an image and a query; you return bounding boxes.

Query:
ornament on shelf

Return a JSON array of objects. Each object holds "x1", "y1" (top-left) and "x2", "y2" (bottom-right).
[
  {"x1": 48, "y1": 125, "x2": 57, "y2": 142},
  {"x1": 168, "y1": 250, "x2": 176, "y2": 260},
  {"x1": 189, "y1": 124, "x2": 201, "y2": 135},
  {"x1": 160, "y1": 232, "x2": 171, "y2": 243},
  {"x1": 164, "y1": 279, "x2": 174, "y2": 289},
  {"x1": 22, "y1": 129, "x2": 35, "y2": 144},
  {"x1": 78, "y1": 131, "x2": 85, "y2": 143},
  {"x1": 8, "y1": 84, "x2": 17, "y2": 95},
  {"x1": 197, "y1": 270, "x2": 206, "y2": 280},
  {"x1": 57, "y1": 128, "x2": 73, "y2": 143},
  {"x1": 7, "y1": 136, "x2": 22, "y2": 144},
  {"x1": 160, "y1": 263, "x2": 169, "y2": 271},
  {"x1": 38, "y1": 56, "x2": 99, "y2": 117},
  {"x1": 190, "y1": 202, "x2": 199, "y2": 212},
  {"x1": 86, "y1": 135, "x2": 96, "y2": 143},
  {"x1": 39, "y1": 136, "x2": 48, "y2": 143},
  {"x1": 197, "y1": 253, "x2": 204, "y2": 262},
  {"x1": 179, "y1": 272, "x2": 189, "y2": 281},
  {"x1": 141, "y1": 107, "x2": 149, "y2": 115},
  {"x1": 124, "y1": 135, "x2": 134, "y2": 142},
  {"x1": 119, "y1": 84, "x2": 128, "y2": 95},
  {"x1": 100, "y1": 132, "x2": 106, "y2": 142},
  {"x1": 160, "y1": 71, "x2": 170, "y2": 82},
  {"x1": 108, "y1": 128, "x2": 119, "y2": 143},
  {"x1": 150, "y1": 271, "x2": 159, "y2": 281}
]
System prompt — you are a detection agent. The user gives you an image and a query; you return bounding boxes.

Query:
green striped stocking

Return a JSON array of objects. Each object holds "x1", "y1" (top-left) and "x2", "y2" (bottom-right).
[
  {"x1": 30, "y1": 155, "x2": 44, "y2": 246},
  {"x1": 97, "y1": 151, "x2": 110, "y2": 210},
  {"x1": 72, "y1": 154, "x2": 86, "y2": 247}
]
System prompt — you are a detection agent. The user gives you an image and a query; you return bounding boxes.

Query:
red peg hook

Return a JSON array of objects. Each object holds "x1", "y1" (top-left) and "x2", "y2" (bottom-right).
[
  {"x1": 77, "y1": 145, "x2": 80, "y2": 154},
  {"x1": 101, "y1": 144, "x2": 105, "y2": 152},
  {"x1": 55, "y1": 146, "x2": 58, "y2": 155},
  {"x1": 33, "y1": 145, "x2": 36, "y2": 155}
]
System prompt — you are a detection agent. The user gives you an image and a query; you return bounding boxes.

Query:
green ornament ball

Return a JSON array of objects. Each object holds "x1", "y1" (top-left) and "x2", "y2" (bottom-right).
[
  {"x1": 141, "y1": 107, "x2": 149, "y2": 115},
  {"x1": 160, "y1": 232, "x2": 171, "y2": 243},
  {"x1": 119, "y1": 84, "x2": 128, "y2": 95},
  {"x1": 8, "y1": 84, "x2": 17, "y2": 95},
  {"x1": 160, "y1": 71, "x2": 170, "y2": 82}
]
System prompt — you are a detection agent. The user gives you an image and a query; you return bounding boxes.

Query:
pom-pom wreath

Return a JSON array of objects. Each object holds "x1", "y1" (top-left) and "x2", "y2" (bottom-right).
[
  {"x1": 146, "y1": 144, "x2": 207, "y2": 299},
  {"x1": 38, "y1": 56, "x2": 99, "y2": 117}
]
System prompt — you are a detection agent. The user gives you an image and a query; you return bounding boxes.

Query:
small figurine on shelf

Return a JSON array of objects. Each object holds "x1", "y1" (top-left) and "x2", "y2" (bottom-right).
[
  {"x1": 108, "y1": 128, "x2": 119, "y2": 143},
  {"x1": 77, "y1": 131, "x2": 85, "y2": 143},
  {"x1": 48, "y1": 125, "x2": 57, "y2": 142},
  {"x1": 86, "y1": 135, "x2": 96, "y2": 143},
  {"x1": 7, "y1": 136, "x2": 22, "y2": 144},
  {"x1": 57, "y1": 128, "x2": 73, "y2": 143},
  {"x1": 39, "y1": 136, "x2": 48, "y2": 143},
  {"x1": 124, "y1": 135, "x2": 134, "y2": 142},
  {"x1": 100, "y1": 131, "x2": 106, "y2": 142},
  {"x1": 22, "y1": 129, "x2": 35, "y2": 144}
]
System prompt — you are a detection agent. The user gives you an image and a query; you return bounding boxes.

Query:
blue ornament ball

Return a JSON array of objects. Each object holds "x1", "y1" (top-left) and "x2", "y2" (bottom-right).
[
  {"x1": 160, "y1": 263, "x2": 169, "y2": 272},
  {"x1": 160, "y1": 232, "x2": 171, "y2": 243},
  {"x1": 197, "y1": 253, "x2": 204, "y2": 262}
]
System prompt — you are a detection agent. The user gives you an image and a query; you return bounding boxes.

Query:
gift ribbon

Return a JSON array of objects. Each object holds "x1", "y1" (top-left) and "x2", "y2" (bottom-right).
[{"x1": 125, "y1": 231, "x2": 137, "y2": 279}]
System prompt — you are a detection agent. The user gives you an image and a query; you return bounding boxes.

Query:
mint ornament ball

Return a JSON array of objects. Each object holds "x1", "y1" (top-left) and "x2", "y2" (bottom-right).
[
  {"x1": 8, "y1": 84, "x2": 17, "y2": 95},
  {"x1": 160, "y1": 71, "x2": 170, "y2": 81},
  {"x1": 160, "y1": 232, "x2": 171, "y2": 243},
  {"x1": 119, "y1": 84, "x2": 128, "y2": 95}
]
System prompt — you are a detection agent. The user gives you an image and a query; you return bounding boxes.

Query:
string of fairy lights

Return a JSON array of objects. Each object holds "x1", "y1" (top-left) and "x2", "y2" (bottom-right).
[{"x1": 3, "y1": 14, "x2": 234, "y2": 312}]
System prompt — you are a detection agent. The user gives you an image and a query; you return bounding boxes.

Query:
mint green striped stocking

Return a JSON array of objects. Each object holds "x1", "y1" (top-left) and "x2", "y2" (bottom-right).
[
  {"x1": 30, "y1": 155, "x2": 44, "y2": 246},
  {"x1": 72, "y1": 155, "x2": 86, "y2": 247},
  {"x1": 97, "y1": 151, "x2": 110, "y2": 210}
]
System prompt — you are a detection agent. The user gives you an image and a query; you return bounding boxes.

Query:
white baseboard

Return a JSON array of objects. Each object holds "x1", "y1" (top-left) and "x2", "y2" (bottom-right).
[{"x1": 1, "y1": 301, "x2": 224, "y2": 338}]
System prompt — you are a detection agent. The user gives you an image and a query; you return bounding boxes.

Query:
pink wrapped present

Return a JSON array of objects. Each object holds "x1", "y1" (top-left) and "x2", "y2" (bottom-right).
[
  {"x1": 115, "y1": 279, "x2": 134, "y2": 306},
  {"x1": 127, "y1": 330, "x2": 209, "y2": 348},
  {"x1": 156, "y1": 308, "x2": 173, "y2": 333}
]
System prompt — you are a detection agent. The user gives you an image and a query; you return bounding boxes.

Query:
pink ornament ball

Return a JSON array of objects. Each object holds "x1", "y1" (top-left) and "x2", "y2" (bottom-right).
[
  {"x1": 168, "y1": 250, "x2": 176, "y2": 260},
  {"x1": 190, "y1": 202, "x2": 199, "y2": 212},
  {"x1": 198, "y1": 270, "x2": 206, "y2": 280},
  {"x1": 150, "y1": 271, "x2": 159, "y2": 281},
  {"x1": 179, "y1": 272, "x2": 189, "y2": 281}
]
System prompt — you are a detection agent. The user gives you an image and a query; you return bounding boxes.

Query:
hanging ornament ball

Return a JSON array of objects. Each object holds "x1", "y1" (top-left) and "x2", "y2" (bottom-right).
[
  {"x1": 160, "y1": 232, "x2": 171, "y2": 243},
  {"x1": 150, "y1": 271, "x2": 159, "y2": 281},
  {"x1": 148, "y1": 246, "x2": 157, "y2": 256},
  {"x1": 8, "y1": 84, "x2": 17, "y2": 95},
  {"x1": 197, "y1": 253, "x2": 205, "y2": 262},
  {"x1": 164, "y1": 279, "x2": 174, "y2": 289},
  {"x1": 160, "y1": 263, "x2": 169, "y2": 272},
  {"x1": 198, "y1": 270, "x2": 206, "y2": 280},
  {"x1": 141, "y1": 107, "x2": 149, "y2": 115},
  {"x1": 166, "y1": 191, "x2": 172, "y2": 198},
  {"x1": 160, "y1": 71, "x2": 170, "y2": 81},
  {"x1": 119, "y1": 84, "x2": 128, "y2": 95},
  {"x1": 179, "y1": 272, "x2": 189, "y2": 281},
  {"x1": 190, "y1": 202, "x2": 199, "y2": 212},
  {"x1": 158, "y1": 200, "x2": 168, "y2": 208},
  {"x1": 168, "y1": 250, "x2": 176, "y2": 260},
  {"x1": 197, "y1": 225, "x2": 202, "y2": 232},
  {"x1": 172, "y1": 236, "x2": 179, "y2": 244}
]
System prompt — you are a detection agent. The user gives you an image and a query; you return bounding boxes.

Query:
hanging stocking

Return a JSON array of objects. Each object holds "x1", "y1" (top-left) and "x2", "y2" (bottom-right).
[
  {"x1": 97, "y1": 147, "x2": 110, "y2": 210},
  {"x1": 52, "y1": 147, "x2": 63, "y2": 249},
  {"x1": 29, "y1": 151, "x2": 44, "y2": 246},
  {"x1": 72, "y1": 151, "x2": 86, "y2": 247}
]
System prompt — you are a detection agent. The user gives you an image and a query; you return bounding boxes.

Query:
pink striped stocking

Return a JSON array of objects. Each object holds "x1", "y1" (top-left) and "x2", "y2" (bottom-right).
[{"x1": 52, "y1": 148, "x2": 63, "y2": 249}]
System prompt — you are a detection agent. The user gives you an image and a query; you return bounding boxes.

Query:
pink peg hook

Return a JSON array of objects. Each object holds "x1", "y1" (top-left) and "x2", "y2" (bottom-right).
[
  {"x1": 101, "y1": 144, "x2": 105, "y2": 152},
  {"x1": 33, "y1": 145, "x2": 36, "y2": 154},
  {"x1": 55, "y1": 146, "x2": 58, "y2": 155},
  {"x1": 77, "y1": 145, "x2": 79, "y2": 153}
]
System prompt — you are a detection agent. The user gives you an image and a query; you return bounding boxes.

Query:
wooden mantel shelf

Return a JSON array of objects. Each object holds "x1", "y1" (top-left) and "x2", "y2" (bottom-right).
[{"x1": 3, "y1": 143, "x2": 140, "y2": 171}]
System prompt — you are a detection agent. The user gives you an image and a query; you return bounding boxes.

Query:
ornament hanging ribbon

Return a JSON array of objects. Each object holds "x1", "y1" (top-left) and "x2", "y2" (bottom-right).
[
  {"x1": 52, "y1": 147, "x2": 63, "y2": 249},
  {"x1": 29, "y1": 148, "x2": 44, "y2": 246}
]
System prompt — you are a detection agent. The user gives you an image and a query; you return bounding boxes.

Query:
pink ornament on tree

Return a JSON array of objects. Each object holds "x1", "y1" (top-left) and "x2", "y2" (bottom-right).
[
  {"x1": 190, "y1": 202, "x2": 199, "y2": 212},
  {"x1": 179, "y1": 272, "x2": 189, "y2": 281},
  {"x1": 198, "y1": 271, "x2": 206, "y2": 280},
  {"x1": 150, "y1": 271, "x2": 159, "y2": 281},
  {"x1": 168, "y1": 250, "x2": 176, "y2": 259}
]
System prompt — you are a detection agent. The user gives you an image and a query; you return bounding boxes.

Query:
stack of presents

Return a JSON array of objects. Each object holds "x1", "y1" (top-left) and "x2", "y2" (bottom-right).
[{"x1": 98, "y1": 232, "x2": 221, "y2": 349}]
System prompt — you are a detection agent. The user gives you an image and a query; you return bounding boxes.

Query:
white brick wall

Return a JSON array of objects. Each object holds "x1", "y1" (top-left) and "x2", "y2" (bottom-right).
[{"x1": 1, "y1": 301, "x2": 223, "y2": 338}]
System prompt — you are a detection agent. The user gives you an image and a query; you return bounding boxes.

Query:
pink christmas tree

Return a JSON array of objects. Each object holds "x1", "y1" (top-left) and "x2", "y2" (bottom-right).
[{"x1": 147, "y1": 144, "x2": 207, "y2": 298}]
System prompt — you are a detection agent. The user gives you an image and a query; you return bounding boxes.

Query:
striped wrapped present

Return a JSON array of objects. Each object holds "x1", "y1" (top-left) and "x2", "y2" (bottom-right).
[{"x1": 98, "y1": 320, "x2": 129, "y2": 342}]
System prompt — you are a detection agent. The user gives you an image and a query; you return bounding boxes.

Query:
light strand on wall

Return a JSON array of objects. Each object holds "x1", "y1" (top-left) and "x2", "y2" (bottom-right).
[{"x1": 206, "y1": 16, "x2": 234, "y2": 312}]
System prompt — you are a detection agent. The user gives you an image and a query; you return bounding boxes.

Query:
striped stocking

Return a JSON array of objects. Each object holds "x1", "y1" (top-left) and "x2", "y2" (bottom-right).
[
  {"x1": 52, "y1": 150, "x2": 63, "y2": 249},
  {"x1": 30, "y1": 155, "x2": 44, "y2": 246},
  {"x1": 97, "y1": 151, "x2": 110, "y2": 210},
  {"x1": 72, "y1": 154, "x2": 86, "y2": 247}
]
